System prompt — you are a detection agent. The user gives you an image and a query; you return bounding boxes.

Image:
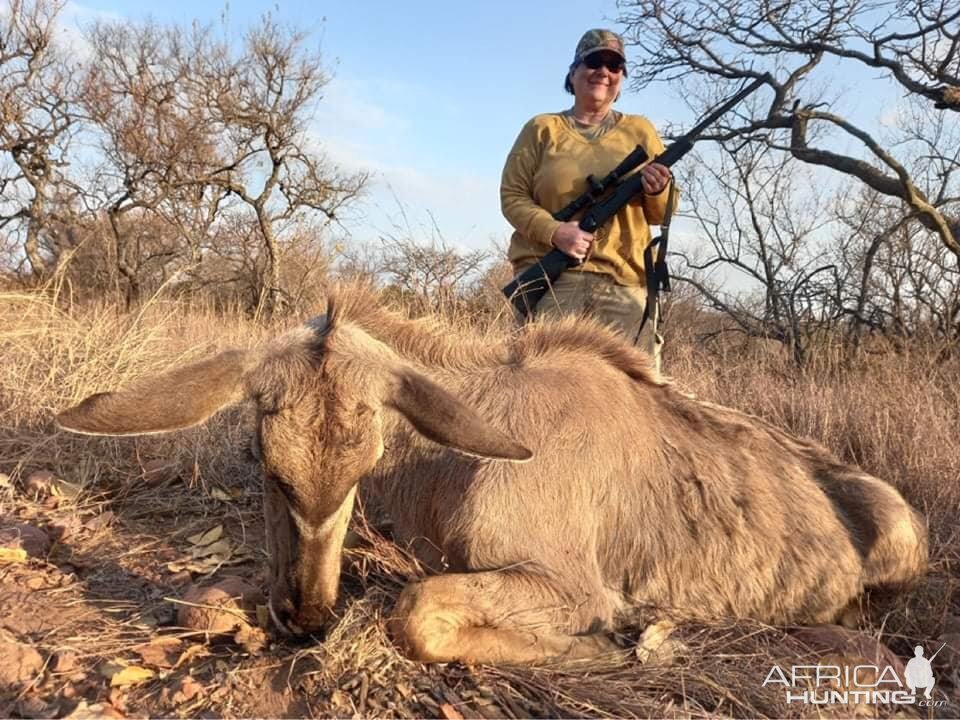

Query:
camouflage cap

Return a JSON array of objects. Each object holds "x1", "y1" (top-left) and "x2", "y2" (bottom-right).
[{"x1": 572, "y1": 29, "x2": 627, "y2": 66}]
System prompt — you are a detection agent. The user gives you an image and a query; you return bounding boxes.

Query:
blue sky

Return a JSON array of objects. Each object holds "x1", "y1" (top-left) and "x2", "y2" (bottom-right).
[
  {"x1": 62, "y1": 0, "x2": 692, "y2": 253},
  {"x1": 58, "y1": 1, "x2": 900, "y2": 261}
]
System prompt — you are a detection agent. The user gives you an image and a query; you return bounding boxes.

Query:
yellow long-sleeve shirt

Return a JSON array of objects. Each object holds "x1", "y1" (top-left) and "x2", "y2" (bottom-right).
[{"x1": 501, "y1": 112, "x2": 673, "y2": 286}]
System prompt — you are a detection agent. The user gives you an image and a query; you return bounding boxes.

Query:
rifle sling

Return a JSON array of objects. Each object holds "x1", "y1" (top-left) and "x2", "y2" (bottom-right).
[{"x1": 636, "y1": 181, "x2": 678, "y2": 343}]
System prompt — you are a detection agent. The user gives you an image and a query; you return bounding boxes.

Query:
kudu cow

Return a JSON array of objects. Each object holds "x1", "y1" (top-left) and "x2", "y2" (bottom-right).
[{"x1": 57, "y1": 285, "x2": 928, "y2": 665}]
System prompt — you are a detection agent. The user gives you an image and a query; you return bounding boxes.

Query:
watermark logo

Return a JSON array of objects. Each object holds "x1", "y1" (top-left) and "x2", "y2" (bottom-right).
[
  {"x1": 905, "y1": 645, "x2": 936, "y2": 699},
  {"x1": 763, "y1": 642, "x2": 947, "y2": 708}
]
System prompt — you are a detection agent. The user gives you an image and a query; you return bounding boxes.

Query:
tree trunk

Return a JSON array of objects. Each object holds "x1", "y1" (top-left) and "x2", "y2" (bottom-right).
[
  {"x1": 24, "y1": 192, "x2": 48, "y2": 280},
  {"x1": 108, "y1": 209, "x2": 141, "y2": 309},
  {"x1": 256, "y1": 207, "x2": 284, "y2": 317}
]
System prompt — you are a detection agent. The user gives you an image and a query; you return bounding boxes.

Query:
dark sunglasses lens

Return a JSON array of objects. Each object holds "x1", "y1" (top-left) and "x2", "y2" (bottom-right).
[{"x1": 584, "y1": 55, "x2": 623, "y2": 73}]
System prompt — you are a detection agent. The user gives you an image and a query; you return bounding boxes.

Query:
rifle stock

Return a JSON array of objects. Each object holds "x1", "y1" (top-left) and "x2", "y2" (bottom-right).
[{"x1": 502, "y1": 248, "x2": 578, "y2": 316}]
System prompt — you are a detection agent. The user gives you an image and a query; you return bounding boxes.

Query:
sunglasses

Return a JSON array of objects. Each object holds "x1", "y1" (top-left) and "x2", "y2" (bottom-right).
[{"x1": 583, "y1": 54, "x2": 625, "y2": 73}]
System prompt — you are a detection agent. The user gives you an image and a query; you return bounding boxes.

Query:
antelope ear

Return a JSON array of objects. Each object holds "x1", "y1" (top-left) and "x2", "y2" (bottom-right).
[
  {"x1": 387, "y1": 367, "x2": 533, "y2": 462},
  {"x1": 57, "y1": 350, "x2": 253, "y2": 436}
]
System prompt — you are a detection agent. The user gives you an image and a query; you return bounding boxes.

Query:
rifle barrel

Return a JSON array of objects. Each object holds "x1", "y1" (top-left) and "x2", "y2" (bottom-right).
[{"x1": 682, "y1": 77, "x2": 766, "y2": 141}]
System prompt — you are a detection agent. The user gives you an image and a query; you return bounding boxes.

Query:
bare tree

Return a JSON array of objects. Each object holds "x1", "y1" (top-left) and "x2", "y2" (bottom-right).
[
  {"x1": 0, "y1": 0, "x2": 79, "y2": 279},
  {"x1": 675, "y1": 139, "x2": 841, "y2": 365},
  {"x1": 834, "y1": 187, "x2": 960, "y2": 349},
  {"x1": 197, "y1": 15, "x2": 368, "y2": 314},
  {"x1": 81, "y1": 20, "x2": 220, "y2": 305},
  {"x1": 618, "y1": 0, "x2": 960, "y2": 260},
  {"x1": 79, "y1": 14, "x2": 366, "y2": 311}
]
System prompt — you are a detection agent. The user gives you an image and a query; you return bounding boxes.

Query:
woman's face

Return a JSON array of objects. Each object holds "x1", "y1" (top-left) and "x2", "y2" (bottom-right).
[{"x1": 570, "y1": 51, "x2": 624, "y2": 107}]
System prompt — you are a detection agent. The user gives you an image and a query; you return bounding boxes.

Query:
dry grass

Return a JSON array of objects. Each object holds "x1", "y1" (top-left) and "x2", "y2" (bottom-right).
[{"x1": 1, "y1": 286, "x2": 958, "y2": 718}]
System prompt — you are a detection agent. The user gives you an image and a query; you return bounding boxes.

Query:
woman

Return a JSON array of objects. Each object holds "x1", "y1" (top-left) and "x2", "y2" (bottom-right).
[{"x1": 500, "y1": 29, "x2": 675, "y2": 366}]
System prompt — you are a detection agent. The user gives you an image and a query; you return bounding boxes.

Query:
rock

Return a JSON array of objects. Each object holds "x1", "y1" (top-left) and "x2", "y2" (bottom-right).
[
  {"x1": 23, "y1": 471, "x2": 82, "y2": 503},
  {"x1": 14, "y1": 697, "x2": 58, "y2": 719},
  {"x1": 0, "y1": 523, "x2": 50, "y2": 558},
  {"x1": 177, "y1": 577, "x2": 265, "y2": 636},
  {"x1": 24, "y1": 470, "x2": 56, "y2": 497},
  {"x1": 0, "y1": 632, "x2": 45, "y2": 690}
]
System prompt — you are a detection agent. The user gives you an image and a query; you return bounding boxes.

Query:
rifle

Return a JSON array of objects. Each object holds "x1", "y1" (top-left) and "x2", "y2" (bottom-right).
[{"x1": 502, "y1": 77, "x2": 765, "y2": 316}]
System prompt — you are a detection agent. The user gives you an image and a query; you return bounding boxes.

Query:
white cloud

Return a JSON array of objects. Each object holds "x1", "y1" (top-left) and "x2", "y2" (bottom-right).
[
  {"x1": 318, "y1": 136, "x2": 504, "y2": 251},
  {"x1": 313, "y1": 73, "x2": 410, "y2": 135},
  {"x1": 304, "y1": 86, "x2": 508, "y2": 251}
]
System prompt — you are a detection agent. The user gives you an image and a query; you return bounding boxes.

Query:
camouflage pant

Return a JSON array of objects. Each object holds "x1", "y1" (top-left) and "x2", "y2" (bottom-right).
[{"x1": 527, "y1": 269, "x2": 664, "y2": 373}]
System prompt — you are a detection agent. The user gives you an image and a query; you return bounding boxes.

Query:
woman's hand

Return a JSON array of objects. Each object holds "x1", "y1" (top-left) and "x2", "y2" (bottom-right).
[
  {"x1": 641, "y1": 162, "x2": 671, "y2": 195},
  {"x1": 551, "y1": 221, "x2": 594, "y2": 261}
]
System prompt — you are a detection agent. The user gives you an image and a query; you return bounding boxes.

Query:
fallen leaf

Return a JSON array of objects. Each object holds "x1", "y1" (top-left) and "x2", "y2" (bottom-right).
[
  {"x1": 52, "y1": 651, "x2": 78, "y2": 674},
  {"x1": 171, "y1": 676, "x2": 202, "y2": 705},
  {"x1": 109, "y1": 664, "x2": 155, "y2": 686},
  {"x1": 187, "y1": 525, "x2": 223, "y2": 546},
  {"x1": 171, "y1": 558, "x2": 219, "y2": 574},
  {"x1": 132, "y1": 637, "x2": 183, "y2": 669},
  {"x1": 210, "y1": 488, "x2": 232, "y2": 502},
  {"x1": 52, "y1": 479, "x2": 82, "y2": 500},
  {"x1": 167, "y1": 569, "x2": 193, "y2": 585},
  {"x1": 173, "y1": 643, "x2": 208, "y2": 669},
  {"x1": 190, "y1": 538, "x2": 231, "y2": 559},
  {"x1": 0, "y1": 547, "x2": 28, "y2": 564},
  {"x1": 440, "y1": 702, "x2": 465, "y2": 720},
  {"x1": 83, "y1": 511, "x2": 114, "y2": 532}
]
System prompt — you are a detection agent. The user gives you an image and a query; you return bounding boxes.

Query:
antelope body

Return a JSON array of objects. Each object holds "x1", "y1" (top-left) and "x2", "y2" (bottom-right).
[{"x1": 57, "y1": 285, "x2": 927, "y2": 664}]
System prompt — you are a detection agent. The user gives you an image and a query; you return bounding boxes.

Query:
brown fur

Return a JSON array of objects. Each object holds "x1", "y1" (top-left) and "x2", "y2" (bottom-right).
[{"x1": 56, "y1": 282, "x2": 928, "y2": 664}]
